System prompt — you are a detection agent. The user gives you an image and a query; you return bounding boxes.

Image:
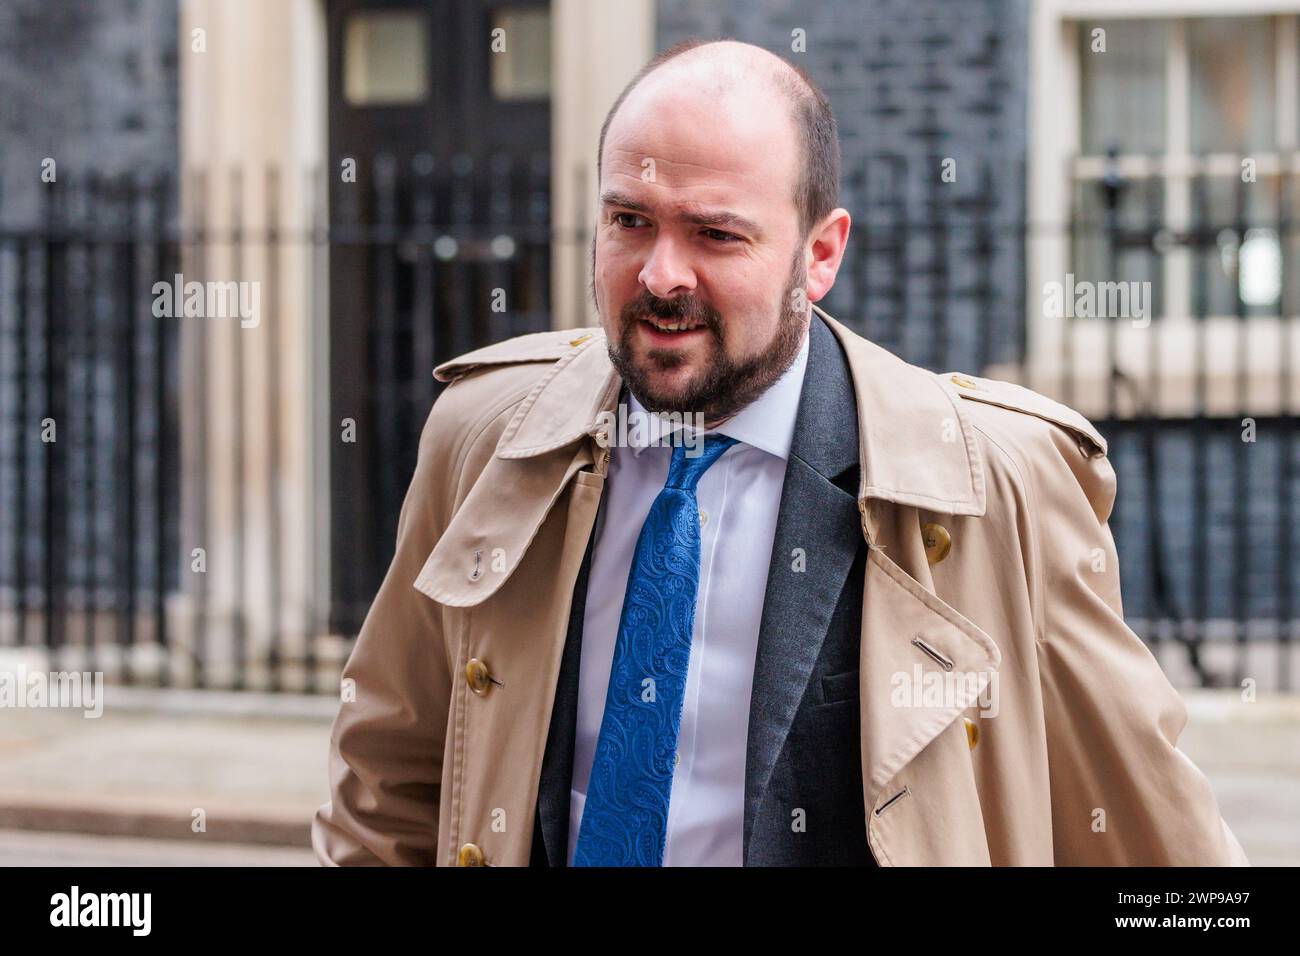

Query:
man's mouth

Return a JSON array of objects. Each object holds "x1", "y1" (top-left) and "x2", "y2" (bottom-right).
[{"x1": 640, "y1": 316, "x2": 706, "y2": 334}]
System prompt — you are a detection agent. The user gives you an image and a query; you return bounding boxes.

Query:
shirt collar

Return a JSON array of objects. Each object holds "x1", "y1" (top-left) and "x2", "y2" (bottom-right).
[{"x1": 623, "y1": 329, "x2": 810, "y2": 461}]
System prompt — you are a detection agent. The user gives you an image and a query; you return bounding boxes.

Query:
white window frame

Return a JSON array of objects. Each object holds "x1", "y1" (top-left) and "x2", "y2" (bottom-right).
[{"x1": 1024, "y1": 0, "x2": 1300, "y2": 418}]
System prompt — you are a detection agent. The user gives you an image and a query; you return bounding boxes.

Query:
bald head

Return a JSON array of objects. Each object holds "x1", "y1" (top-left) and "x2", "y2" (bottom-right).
[
  {"x1": 632, "y1": 39, "x2": 797, "y2": 103},
  {"x1": 597, "y1": 39, "x2": 840, "y2": 241}
]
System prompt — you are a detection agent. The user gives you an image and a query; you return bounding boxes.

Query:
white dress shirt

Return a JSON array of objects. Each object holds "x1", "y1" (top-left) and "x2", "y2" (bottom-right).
[{"x1": 568, "y1": 332, "x2": 810, "y2": 866}]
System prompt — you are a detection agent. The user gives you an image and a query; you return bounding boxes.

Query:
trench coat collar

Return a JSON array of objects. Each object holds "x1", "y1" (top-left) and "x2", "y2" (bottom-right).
[
  {"x1": 415, "y1": 304, "x2": 986, "y2": 607},
  {"x1": 494, "y1": 304, "x2": 986, "y2": 516}
]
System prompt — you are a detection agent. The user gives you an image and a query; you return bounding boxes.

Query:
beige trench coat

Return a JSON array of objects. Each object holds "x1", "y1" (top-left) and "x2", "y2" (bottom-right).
[{"x1": 312, "y1": 305, "x2": 1249, "y2": 867}]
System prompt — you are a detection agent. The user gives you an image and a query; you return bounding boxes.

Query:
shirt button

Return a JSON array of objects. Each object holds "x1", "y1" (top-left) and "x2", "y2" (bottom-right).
[
  {"x1": 674, "y1": 752, "x2": 680, "y2": 768},
  {"x1": 699, "y1": 510, "x2": 709, "y2": 526}
]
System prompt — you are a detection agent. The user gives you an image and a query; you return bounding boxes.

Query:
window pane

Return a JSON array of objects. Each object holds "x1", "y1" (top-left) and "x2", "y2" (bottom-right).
[
  {"x1": 1188, "y1": 16, "x2": 1275, "y2": 152},
  {"x1": 344, "y1": 10, "x2": 429, "y2": 106},
  {"x1": 1070, "y1": 174, "x2": 1166, "y2": 318},
  {"x1": 491, "y1": 7, "x2": 551, "y2": 101},
  {"x1": 1191, "y1": 175, "x2": 1285, "y2": 316},
  {"x1": 1080, "y1": 19, "x2": 1167, "y2": 155}
]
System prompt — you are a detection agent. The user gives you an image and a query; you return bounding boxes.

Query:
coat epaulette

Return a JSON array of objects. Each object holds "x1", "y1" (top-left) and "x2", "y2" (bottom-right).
[
  {"x1": 433, "y1": 327, "x2": 604, "y2": 383},
  {"x1": 942, "y1": 371, "x2": 1108, "y2": 460}
]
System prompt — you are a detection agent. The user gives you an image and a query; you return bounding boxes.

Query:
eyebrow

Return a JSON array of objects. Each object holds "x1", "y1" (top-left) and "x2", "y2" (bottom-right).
[{"x1": 600, "y1": 190, "x2": 764, "y2": 239}]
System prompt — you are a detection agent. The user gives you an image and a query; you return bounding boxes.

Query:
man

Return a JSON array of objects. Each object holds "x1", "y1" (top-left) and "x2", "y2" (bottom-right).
[{"x1": 312, "y1": 39, "x2": 1248, "y2": 867}]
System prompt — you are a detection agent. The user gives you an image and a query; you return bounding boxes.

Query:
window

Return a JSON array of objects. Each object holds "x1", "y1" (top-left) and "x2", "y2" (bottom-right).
[
  {"x1": 490, "y1": 6, "x2": 551, "y2": 101},
  {"x1": 1187, "y1": 17, "x2": 1275, "y2": 153},
  {"x1": 1079, "y1": 18, "x2": 1167, "y2": 156},
  {"x1": 1073, "y1": 15, "x2": 1296, "y2": 320},
  {"x1": 343, "y1": 9, "x2": 429, "y2": 106},
  {"x1": 1027, "y1": 2, "x2": 1300, "y2": 418}
]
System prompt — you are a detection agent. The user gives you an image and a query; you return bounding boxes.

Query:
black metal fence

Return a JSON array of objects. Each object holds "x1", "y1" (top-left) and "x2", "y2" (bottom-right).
[
  {"x1": 1066, "y1": 156, "x2": 1298, "y2": 691},
  {"x1": 0, "y1": 155, "x2": 1295, "y2": 692},
  {"x1": 328, "y1": 151, "x2": 553, "y2": 633},
  {"x1": 0, "y1": 172, "x2": 180, "y2": 683}
]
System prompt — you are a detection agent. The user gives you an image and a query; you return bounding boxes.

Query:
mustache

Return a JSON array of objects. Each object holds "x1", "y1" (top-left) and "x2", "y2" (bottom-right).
[{"x1": 620, "y1": 292, "x2": 722, "y2": 334}]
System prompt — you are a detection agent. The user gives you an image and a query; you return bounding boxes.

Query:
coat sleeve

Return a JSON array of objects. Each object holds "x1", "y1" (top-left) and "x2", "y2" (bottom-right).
[
  {"x1": 311, "y1": 403, "x2": 454, "y2": 866},
  {"x1": 1028, "y1": 427, "x2": 1249, "y2": 866}
]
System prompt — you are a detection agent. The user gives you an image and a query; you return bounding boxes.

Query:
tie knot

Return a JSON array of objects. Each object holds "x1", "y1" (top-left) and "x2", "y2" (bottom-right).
[{"x1": 665, "y1": 434, "x2": 737, "y2": 490}]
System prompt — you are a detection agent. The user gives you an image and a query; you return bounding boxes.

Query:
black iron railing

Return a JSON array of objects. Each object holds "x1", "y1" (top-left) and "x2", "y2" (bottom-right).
[{"x1": 0, "y1": 154, "x2": 1295, "y2": 692}]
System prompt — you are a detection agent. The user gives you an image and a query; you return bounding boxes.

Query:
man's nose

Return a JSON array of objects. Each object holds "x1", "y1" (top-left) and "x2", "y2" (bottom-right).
[{"x1": 638, "y1": 235, "x2": 697, "y2": 299}]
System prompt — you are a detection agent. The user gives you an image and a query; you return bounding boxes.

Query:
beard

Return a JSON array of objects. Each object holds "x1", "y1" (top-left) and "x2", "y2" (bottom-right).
[{"x1": 605, "y1": 253, "x2": 808, "y2": 423}]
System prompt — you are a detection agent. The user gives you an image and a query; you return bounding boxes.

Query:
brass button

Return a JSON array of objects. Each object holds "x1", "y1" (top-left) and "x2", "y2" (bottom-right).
[
  {"x1": 921, "y1": 522, "x2": 952, "y2": 564},
  {"x1": 950, "y1": 374, "x2": 979, "y2": 389},
  {"x1": 569, "y1": 333, "x2": 593, "y2": 347},
  {"x1": 963, "y1": 717, "x2": 979, "y2": 750},
  {"x1": 465, "y1": 658, "x2": 493, "y2": 696},
  {"x1": 457, "y1": 842, "x2": 486, "y2": 867}
]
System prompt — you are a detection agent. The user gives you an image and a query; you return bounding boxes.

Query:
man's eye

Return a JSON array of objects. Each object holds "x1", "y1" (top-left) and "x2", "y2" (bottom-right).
[
  {"x1": 703, "y1": 228, "x2": 741, "y2": 243},
  {"x1": 614, "y1": 213, "x2": 646, "y2": 228}
]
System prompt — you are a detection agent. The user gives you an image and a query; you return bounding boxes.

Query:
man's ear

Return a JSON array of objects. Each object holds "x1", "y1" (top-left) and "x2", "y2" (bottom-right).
[{"x1": 805, "y1": 208, "x2": 852, "y2": 303}]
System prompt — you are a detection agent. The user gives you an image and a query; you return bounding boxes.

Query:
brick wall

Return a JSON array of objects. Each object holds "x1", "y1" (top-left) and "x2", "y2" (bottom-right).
[
  {"x1": 657, "y1": 0, "x2": 1030, "y2": 372},
  {"x1": 0, "y1": 0, "x2": 178, "y2": 225}
]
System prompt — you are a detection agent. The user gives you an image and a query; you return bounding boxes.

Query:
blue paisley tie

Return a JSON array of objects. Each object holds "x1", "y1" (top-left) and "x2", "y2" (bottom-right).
[{"x1": 573, "y1": 433, "x2": 738, "y2": 866}]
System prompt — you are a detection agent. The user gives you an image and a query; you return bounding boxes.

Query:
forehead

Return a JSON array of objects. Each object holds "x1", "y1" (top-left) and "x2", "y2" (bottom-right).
[{"x1": 601, "y1": 78, "x2": 800, "y2": 212}]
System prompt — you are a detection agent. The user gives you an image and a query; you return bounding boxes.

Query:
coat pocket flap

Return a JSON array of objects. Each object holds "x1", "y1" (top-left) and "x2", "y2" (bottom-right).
[{"x1": 413, "y1": 450, "x2": 588, "y2": 607}]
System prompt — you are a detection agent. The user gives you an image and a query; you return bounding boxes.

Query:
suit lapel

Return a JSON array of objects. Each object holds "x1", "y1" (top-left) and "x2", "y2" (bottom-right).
[
  {"x1": 743, "y1": 316, "x2": 862, "y2": 864},
  {"x1": 533, "y1": 511, "x2": 597, "y2": 866}
]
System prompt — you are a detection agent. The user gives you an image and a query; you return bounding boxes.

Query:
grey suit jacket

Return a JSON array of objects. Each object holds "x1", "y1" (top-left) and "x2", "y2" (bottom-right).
[{"x1": 530, "y1": 314, "x2": 874, "y2": 866}]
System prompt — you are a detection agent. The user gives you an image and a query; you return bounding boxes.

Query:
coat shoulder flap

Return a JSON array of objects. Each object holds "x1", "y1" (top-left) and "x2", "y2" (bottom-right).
[
  {"x1": 941, "y1": 371, "x2": 1108, "y2": 460},
  {"x1": 433, "y1": 327, "x2": 604, "y2": 383}
]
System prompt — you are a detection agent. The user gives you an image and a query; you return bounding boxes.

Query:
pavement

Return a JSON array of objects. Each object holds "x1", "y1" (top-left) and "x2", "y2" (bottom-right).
[
  {"x1": 0, "y1": 685, "x2": 335, "y2": 855},
  {"x1": 1164, "y1": 690, "x2": 1300, "y2": 866},
  {"x1": 0, "y1": 681, "x2": 1295, "y2": 866},
  {"x1": 0, "y1": 829, "x2": 315, "y2": 866}
]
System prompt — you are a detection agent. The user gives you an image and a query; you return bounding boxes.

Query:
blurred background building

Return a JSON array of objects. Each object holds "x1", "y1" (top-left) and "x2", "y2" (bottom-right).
[{"x1": 0, "y1": 0, "x2": 1296, "y2": 862}]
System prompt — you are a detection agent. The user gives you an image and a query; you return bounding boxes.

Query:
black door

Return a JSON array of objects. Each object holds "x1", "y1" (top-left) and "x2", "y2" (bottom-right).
[{"x1": 327, "y1": 0, "x2": 552, "y2": 632}]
